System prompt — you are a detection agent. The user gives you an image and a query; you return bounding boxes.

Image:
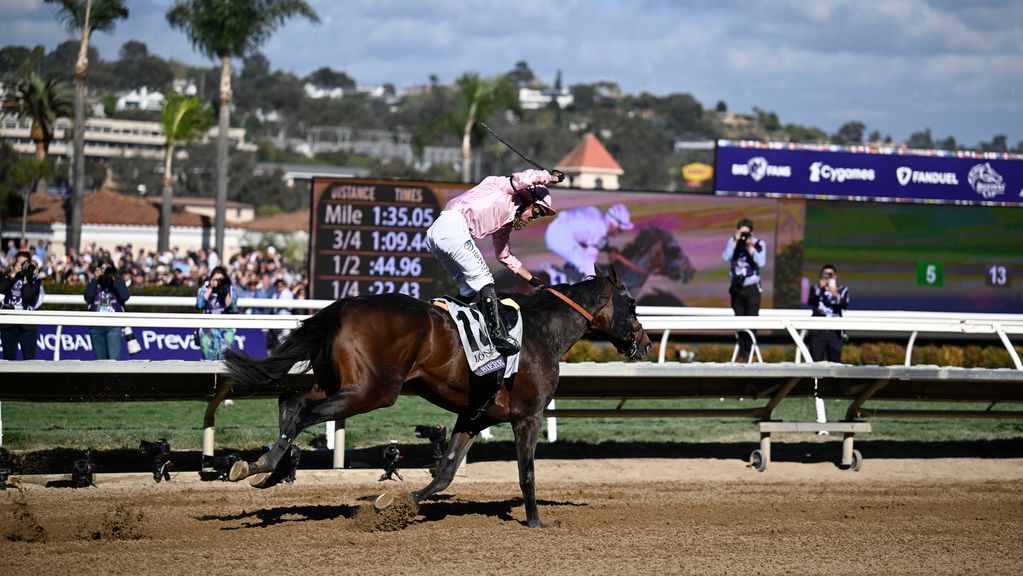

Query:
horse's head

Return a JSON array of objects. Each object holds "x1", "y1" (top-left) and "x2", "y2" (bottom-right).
[
  {"x1": 624, "y1": 228, "x2": 695, "y2": 283},
  {"x1": 591, "y1": 266, "x2": 652, "y2": 360}
]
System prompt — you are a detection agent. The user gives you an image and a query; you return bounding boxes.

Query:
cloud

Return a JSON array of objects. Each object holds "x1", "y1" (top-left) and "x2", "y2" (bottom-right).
[{"x1": 0, "y1": 0, "x2": 1018, "y2": 144}]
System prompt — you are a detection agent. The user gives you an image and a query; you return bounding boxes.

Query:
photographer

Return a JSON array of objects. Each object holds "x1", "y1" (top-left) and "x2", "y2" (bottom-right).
[
  {"x1": 722, "y1": 218, "x2": 767, "y2": 361},
  {"x1": 84, "y1": 264, "x2": 131, "y2": 360},
  {"x1": 196, "y1": 265, "x2": 239, "y2": 360},
  {"x1": 0, "y1": 250, "x2": 46, "y2": 360},
  {"x1": 807, "y1": 264, "x2": 850, "y2": 362}
]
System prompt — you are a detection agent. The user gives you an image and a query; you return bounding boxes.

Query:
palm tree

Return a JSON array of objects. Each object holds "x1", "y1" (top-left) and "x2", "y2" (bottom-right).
[
  {"x1": 455, "y1": 73, "x2": 520, "y2": 182},
  {"x1": 159, "y1": 92, "x2": 213, "y2": 252},
  {"x1": 167, "y1": 0, "x2": 319, "y2": 257},
  {"x1": 45, "y1": 0, "x2": 129, "y2": 255},
  {"x1": 6, "y1": 72, "x2": 69, "y2": 239},
  {"x1": 9, "y1": 158, "x2": 53, "y2": 240},
  {"x1": 9, "y1": 73, "x2": 73, "y2": 166}
]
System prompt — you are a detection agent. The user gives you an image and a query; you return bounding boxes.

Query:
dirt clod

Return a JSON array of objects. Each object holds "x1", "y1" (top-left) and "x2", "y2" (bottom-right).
[{"x1": 349, "y1": 492, "x2": 418, "y2": 532}]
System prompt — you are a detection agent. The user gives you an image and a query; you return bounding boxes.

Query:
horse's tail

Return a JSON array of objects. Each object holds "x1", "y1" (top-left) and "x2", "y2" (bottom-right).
[{"x1": 223, "y1": 299, "x2": 346, "y2": 390}]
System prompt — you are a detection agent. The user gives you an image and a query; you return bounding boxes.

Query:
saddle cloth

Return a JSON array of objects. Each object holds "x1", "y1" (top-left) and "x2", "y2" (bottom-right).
[{"x1": 431, "y1": 297, "x2": 523, "y2": 378}]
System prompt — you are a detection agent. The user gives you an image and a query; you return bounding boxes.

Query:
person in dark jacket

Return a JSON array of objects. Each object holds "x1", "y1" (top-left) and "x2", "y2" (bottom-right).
[
  {"x1": 0, "y1": 250, "x2": 45, "y2": 360},
  {"x1": 806, "y1": 264, "x2": 850, "y2": 362},
  {"x1": 196, "y1": 266, "x2": 240, "y2": 360},
  {"x1": 84, "y1": 264, "x2": 131, "y2": 360}
]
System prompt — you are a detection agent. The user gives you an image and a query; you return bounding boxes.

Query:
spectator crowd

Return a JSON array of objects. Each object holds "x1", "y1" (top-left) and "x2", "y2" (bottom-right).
[{"x1": 1, "y1": 238, "x2": 308, "y2": 302}]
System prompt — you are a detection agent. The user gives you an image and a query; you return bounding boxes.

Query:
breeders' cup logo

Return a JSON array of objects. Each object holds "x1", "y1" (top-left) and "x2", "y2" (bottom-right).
[
  {"x1": 967, "y1": 162, "x2": 1006, "y2": 199},
  {"x1": 896, "y1": 166, "x2": 959, "y2": 186},
  {"x1": 731, "y1": 156, "x2": 791, "y2": 181},
  {"x1": 809, "y1": 162, "x2": 876, "y2": 183}
]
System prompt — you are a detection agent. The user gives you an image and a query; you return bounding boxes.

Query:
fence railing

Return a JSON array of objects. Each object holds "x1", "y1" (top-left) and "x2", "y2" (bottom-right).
[{"x1": 7, "y1": 297, "x2": 1023, "y2": 370}]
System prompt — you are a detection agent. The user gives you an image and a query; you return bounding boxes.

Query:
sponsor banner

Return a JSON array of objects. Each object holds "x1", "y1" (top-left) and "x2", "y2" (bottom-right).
[
  {"x1": 715, "y1": 142, "x2": 1023, "y2": 206},
  {"x1": 0, "y1": 325, "x2": 268, "y2": 361}
]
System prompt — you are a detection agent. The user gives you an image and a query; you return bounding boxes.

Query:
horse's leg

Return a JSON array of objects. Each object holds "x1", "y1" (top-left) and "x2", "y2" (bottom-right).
[
  {"x1": 229, "y1": 388, "x2": 326, "y2": 482},
  {"x1": 409, "y1": 420, "x2": 477, "y2": 503},
  {"x1": 512, "y1": 413, "x2": 553, "y2": 528},
  {"x1": 230, "y1": 385, "x2": 375, "y2": 484}
]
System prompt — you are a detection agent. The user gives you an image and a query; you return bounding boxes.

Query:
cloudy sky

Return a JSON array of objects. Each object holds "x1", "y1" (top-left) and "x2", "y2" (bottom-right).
[{"x1": 2, "y1": 0, "x2": 1021, "y2": 146}]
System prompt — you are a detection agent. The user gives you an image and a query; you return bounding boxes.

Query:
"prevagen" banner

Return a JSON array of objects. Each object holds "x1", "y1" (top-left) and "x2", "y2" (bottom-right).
[
  {"x1": 715, "y1": 141, "x2": 1023, "y2": 206},
  {"x1": 0, "y1": 326, "x2": 268, "y2": 361}
]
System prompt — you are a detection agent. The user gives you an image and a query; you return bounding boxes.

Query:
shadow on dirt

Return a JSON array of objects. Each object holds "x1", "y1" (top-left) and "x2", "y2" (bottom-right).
[
  {"x1": 7, "y1": 438, "x2": 1023, "y2": 476},
  {"x1": 197, "y1": 504, "x2": 361, "y2": 529}
]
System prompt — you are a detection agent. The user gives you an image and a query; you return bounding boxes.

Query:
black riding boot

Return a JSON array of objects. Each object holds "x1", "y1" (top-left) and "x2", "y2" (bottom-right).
[{"x1": 478, "y1": 284, "x2": 519, "y2": 356}]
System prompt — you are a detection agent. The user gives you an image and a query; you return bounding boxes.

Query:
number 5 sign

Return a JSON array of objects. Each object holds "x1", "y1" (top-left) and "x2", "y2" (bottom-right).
[{"x1": 917, "y1": 262, "x2": 944, "y2": 287}]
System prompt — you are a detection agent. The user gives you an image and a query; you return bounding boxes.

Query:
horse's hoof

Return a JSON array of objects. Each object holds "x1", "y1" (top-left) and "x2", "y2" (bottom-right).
[
  {"x1": 374, "y1": 492, "x2": 395, "y2": 511},
  {"x1": 228, "y1": 460, "x2": 250, "y2": 482},
  {"x1": 249, "y1": 472, "x2": 272, "y2": 488},
  {"x1": 528, "y1": 519, "x2": 561, "y2": 529}
]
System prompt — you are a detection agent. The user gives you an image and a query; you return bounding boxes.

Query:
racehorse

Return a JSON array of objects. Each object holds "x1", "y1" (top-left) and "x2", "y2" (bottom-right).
[
  {"x1": 223, "y1": 266, "x2": 651, "y2": 528},
  {"x1": 535, "y1": 227, "x2": 695, "y2": 304}
]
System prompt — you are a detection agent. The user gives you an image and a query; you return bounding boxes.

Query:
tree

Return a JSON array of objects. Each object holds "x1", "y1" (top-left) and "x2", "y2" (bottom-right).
[
  {"x1": 906, "y1": 128, "x2": 934, "y2": 149},
  {"x1": 453, "y1": 73, "x2": 520, "y2": 182},
  {"x1": 833, "y1": 121, "x2": 865, "y2": 145},
  {"x1": 715, "y1": 100, "x2": 728, "y2": 113},
  {"x1": 159, "y1": 92, "x2": 213, "y2": 251},
  {"x1": 8, "y1": 158, "x2": 53, "y2": 240},
  {"x1": 304, "y1": 66, "x2": 355, "y2": 90},
  {"x1": 7, "y1": 71, "x2": 73, "y2": 193},
  {"x1": 167, "y1": 0, "x2": 319, "y2": 257},
  {"x1": 45, "y1": 0, "x2": 129, "y2": 256},
  {"x1": 118, "y1": 39, "x2": 148, "y2": 62}
]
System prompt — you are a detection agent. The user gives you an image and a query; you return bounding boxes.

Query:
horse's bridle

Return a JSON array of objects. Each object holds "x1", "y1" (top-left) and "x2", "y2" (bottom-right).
[{"x1": 544, "y1": 286, "x2": 594, "y2": 323}]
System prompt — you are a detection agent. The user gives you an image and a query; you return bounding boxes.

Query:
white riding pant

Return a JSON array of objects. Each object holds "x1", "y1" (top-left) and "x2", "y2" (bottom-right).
[{"x1": 426, "y1": 210, "x2": 495, "y2": 297}]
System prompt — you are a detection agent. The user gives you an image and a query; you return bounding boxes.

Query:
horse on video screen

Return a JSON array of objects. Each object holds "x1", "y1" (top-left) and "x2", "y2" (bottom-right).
[
  {"x1": 223, "y1": 266, "x2": 651, "y2": 528},
  {"x1": 508, "y1": 226, "x2": 695, "y2": 306}
]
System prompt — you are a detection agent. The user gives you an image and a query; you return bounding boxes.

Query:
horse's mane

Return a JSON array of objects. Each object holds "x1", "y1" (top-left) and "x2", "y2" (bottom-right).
[{"x1": 505, "y1": 277, "x2": 608, "y2": 315}]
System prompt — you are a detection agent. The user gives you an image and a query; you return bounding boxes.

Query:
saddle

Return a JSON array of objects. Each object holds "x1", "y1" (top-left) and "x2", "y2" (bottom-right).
[{"x1": 431, "y1": 297, "x2": 523, "y2": 378}]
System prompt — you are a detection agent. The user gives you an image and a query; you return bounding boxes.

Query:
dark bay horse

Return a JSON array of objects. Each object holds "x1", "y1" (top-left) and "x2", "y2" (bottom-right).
[{"x1": 223, "y1": 266, "x2": 651, "y2": 528}]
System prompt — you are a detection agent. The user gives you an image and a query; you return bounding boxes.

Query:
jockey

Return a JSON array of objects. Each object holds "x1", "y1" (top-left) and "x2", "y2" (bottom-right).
[
  {"x1": 426, "y1": 168, "x2": 562, "y2": 356},
  {"x1": 544, "y1": 203, "x2": 634, "y2": 278}
]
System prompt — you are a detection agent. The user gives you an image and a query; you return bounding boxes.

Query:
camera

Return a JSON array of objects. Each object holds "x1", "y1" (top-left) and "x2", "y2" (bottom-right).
[
  {"x1": 739, "y1": 231, "x2": 751, "y2": 243},
  {"x1": 821, "y1": 271, "x2": 834, "y2": 279},
  {"x1": 21, "y1": 261, "x2": 36, "y2": 278},
  {"x1": 71, "y1": 449, "x2": 97, "y2": 488},
  {"x1": 415, "y1": 424, "x2": 448, "y2": 477},
  {"x1": 379, "y1": 440, "x2": 403, "y2": 482},
  {"x1": 0, "y1": 447, "x2": 11, "y2": 490},
  {"x1": 139, "y1": 439, "x2": 172, "y2": 483},
  {"x1": 123, "y1": 327, "x2": 142, "y2": 355}
]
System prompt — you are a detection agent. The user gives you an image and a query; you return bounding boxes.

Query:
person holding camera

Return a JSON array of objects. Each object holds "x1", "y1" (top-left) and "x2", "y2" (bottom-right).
[
  {"x1": 196, "y1": 265, "x2": 239, "y2": 360},
  {"x1": 0, "y1": 250, "x2": 46, "y2": 360},
  {"x1": 722, "y1": 218, "x2": 767, "y2": 361},
  {"x1": 84, "y1": 264, "x2": 132, "y2": 360},
  {"x1": 807, "y1": 264, "x2": 850, "y2": 362}
]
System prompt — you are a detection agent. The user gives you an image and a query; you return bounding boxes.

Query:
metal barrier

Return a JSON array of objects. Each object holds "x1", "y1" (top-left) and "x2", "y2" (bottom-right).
[{"x1": 2, "y1": 301, "x2": 1022, "y2": 471}]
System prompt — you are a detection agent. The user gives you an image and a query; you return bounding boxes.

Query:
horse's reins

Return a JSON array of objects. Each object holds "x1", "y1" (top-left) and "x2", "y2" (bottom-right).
[
  {"x1": 607, "y1": 250, "x2": 649, "y2": 275},
  {"x1": 544, "y1": 286, "x2": 596, "y2": 324}
]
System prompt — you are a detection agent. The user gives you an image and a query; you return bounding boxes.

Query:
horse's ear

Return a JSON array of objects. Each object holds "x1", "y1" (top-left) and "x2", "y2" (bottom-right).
[
  {"x1": 608, "y1": 264, "x2": 621, "y2": 287},
  {"x1": 593, "y1": 265, "x2": 606, "y2": 281}
]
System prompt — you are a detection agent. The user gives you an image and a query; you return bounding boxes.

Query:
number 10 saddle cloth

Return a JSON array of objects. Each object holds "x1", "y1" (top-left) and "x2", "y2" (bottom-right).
[{"x1": 431, "y1": 297, "x2": 523, "y2": 378}]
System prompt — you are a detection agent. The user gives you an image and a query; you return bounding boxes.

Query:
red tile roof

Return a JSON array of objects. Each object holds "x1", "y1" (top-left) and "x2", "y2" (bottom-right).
[
  {"x1": 556, "y1": 133, "x2": 624, "y2": 173},
  {"x1": 243, "y1": 209, "x2": 310, "y2": 232},
  {"x1": 17, "y1": 190, "x2": 209, "y2": 227}
]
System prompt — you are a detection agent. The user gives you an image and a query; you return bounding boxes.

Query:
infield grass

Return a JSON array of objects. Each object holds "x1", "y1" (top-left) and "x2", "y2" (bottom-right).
[{"x1": 3, "y1": 395, "x2": 1021, "y2": 451}]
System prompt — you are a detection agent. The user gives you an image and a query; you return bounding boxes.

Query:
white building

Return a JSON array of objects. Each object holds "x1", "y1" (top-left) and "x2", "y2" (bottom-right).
[
  {"x1": 0, "y1": 117, "x2": 256, "y2": 160},
  {"x1": 519, "y1": 87, "x2": 574, "y2": 110},
  {"x1": 115, "y1": 87, "x2": 165, "y2": 112}
]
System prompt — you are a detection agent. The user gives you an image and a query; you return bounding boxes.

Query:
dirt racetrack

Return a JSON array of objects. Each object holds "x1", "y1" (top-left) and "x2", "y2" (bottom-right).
[{"x1": 3, "y1": 457, "x2": 1023, "y2": 576}]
